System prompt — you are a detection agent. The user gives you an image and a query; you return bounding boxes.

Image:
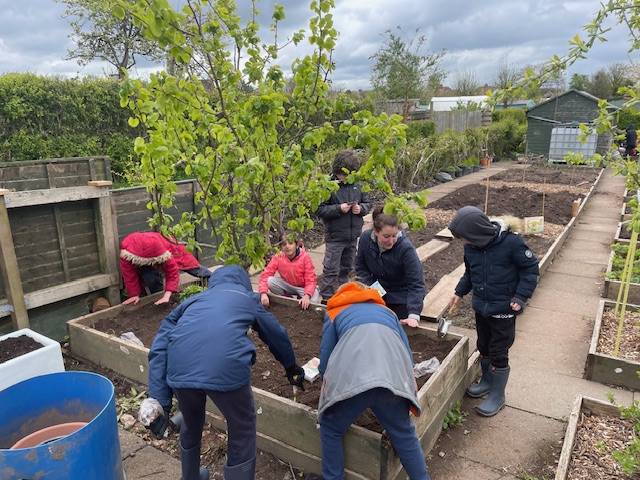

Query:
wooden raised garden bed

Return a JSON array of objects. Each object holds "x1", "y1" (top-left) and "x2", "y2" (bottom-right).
[
  {"x1": 68, "y1": 293, "x2": 473, "y2": 480},
  {"x1": 586, "y1": 299, "x2": 640, "y2": 390},
  {"x1": 614, "y1": 221, "x2": 631, "y2": 245},
  {"x1": 556, "y1": 395, "x2": 637, "y2": 479},
  {"x1": 603, "y1": 244, "x2": 640, "y2": 305}
]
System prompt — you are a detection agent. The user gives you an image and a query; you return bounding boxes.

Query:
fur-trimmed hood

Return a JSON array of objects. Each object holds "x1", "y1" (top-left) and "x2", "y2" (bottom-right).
[{"x1": 119, "y1": 232, "x2": 173, "y2": 266}]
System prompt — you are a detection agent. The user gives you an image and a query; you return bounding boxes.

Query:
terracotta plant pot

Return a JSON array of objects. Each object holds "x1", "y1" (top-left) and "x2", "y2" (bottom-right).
[
  {"x1": 11, "y1": 422, "x2": 87, "y2": 449},
  {"x1": 480, "y1": 157, "x2": 489, "y2": 167}
]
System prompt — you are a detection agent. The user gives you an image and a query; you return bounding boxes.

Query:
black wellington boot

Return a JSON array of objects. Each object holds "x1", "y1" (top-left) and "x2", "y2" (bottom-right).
[
  {"x1": 466, "y1": 356, "x2": 491, "y2": 398},
  {"x1": 476, "y1": 366, "x2": 510, "y2": 417},
  {"x1": 181, "y1": 443, "x2": 210, "y2": 480},
  {"x1": 224, "y1": 457, "x2": 256, "y2": 480}
]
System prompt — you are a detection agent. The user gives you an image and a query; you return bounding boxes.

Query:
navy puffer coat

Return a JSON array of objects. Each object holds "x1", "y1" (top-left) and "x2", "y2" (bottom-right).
[
  {"x1": 148, "y1": 265, "x2": 297, "y2": 409},
  {"x1": 454, "y1": 226, "x2": 539, "y2": 317}
]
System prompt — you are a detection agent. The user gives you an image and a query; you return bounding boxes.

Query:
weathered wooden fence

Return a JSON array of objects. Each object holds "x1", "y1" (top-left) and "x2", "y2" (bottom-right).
[
  {"x1": 431, "y1": 110, "x2": 492, "y2": 133},
  {"x1": 0, "y1": 157, "x2": 219, "y2": 341}
]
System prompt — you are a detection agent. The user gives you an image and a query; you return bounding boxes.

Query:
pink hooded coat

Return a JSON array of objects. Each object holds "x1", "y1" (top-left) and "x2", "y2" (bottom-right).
[
  {"x1": 258, "y1": 247, "x2": 317, "y2": 298},
  {"x1": 119, "y1": 232, "x2": 200, "y2": 297}
]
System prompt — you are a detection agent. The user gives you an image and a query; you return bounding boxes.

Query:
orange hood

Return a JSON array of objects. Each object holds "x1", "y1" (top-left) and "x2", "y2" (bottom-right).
[{"x1": 326, "y1": 282, "x2": 387, "y2": 321}]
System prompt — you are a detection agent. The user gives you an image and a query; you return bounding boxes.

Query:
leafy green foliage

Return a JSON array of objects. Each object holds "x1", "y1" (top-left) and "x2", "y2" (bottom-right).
[
  {"x1": 606, "y1": 392, "x2": 640, "y2": 475},
  {"x1": 0, "y1": 73, "x2": 141, "y2": 180},
  {"x1": 178, "y1": 284, "x2": 207, "y2": 302},
  {"x1": 606, "y1": 243, "x2": 640, "y2": 283},
  {"x1": 115, "y1": 0, "x2": 425, "y2": 270},
  {"x1": 442, "y1": 400, "x2": 467, "y2": 430},
  {"x1": 405, "y1": 120, "x2": 436, "y2": 142},
  {"x1": 116, "y1": 386, "x2": 146, "y2": 421}
]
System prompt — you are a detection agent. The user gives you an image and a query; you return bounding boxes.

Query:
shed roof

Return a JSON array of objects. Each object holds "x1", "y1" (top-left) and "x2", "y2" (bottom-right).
[
  {"x1": 527, "y1": 89, "x2": 614, "y2": 114},
  {"x1": 430, "y1": 95, "x2": 489, "y2": 111}
]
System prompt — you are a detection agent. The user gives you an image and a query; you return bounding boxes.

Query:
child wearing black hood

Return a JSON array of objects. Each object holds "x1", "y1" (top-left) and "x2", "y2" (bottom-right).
[{"x1": 448, "y1": 206, "x2": 539, "y2": 417}]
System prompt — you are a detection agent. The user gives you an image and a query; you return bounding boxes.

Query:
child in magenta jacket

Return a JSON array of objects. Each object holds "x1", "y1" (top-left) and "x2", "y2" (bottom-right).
[{"x1": 259, "y1": 231, "x2": 320, "y2": 310}]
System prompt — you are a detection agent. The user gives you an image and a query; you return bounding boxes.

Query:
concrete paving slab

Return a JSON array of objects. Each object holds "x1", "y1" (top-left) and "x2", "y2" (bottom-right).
[
  {"x1": 118, "y1": 427, "x2": 146, "y2": 458},
  {"x1": 571, "y1": 220, "x2": 623, "y2": 233},
  {"x1": 567, "y1": 227, "x2": 615, "y2": 241},
  {"x1": 544, "y1": 259, "x2": 606, "y2": 279},
  {"x1": 507, "y1": 370, "x2": 634, "y2": 420},
  {"x1": 528, "y1": 285, "x2": 602, "y2": 315},
  {"x1": 427, "y1": 455, "x2": 520, "y2": 480},
  {"x1": 427, "y1": 403, "x2": 564, "y2": 480},
  {"x1": 122, "y1": 444, "x2": 183, "y2": 479},
  {"x1": 510, "y1": 329, "x2": 591, "y2": 378},
  {"x1": 517, "y1": 307, "x2": 595, "y2": 339},
  {"x1": 552, "y1": 246, "x2": 611, "y2": 265},
  {"x1": 536, "y1": 271, "x2": 605, "y2": 296}
]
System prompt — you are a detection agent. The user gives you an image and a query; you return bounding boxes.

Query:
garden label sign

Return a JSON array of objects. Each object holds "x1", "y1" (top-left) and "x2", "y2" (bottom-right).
[{"x1": 524, "y1": 216, "x2": 544, "y2": 234}]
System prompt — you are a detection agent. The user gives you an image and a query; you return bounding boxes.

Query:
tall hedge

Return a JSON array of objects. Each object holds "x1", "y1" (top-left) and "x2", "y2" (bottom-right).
[{"x1": 0, "y1": 73, "x2": 140, "y2": 181}]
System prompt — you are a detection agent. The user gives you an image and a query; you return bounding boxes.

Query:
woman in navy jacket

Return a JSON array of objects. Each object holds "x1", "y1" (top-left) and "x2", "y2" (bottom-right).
[
  {"x1": 355, "y1": 206, "x2": 426, "y2": 328},
  {"x1": 147, "y1": 265, "x2": 304, "y2": 480}
]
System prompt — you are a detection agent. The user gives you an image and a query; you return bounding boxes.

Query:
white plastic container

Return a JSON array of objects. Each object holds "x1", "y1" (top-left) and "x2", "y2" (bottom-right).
[{"x1": 0, "y1": 328, "x2": 65, "y2": 392}]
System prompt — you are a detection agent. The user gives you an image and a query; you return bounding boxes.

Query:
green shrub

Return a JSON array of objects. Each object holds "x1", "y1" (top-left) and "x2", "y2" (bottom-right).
[{"x1": 406, "y1": 120, "x2": 436, "y2": 142}]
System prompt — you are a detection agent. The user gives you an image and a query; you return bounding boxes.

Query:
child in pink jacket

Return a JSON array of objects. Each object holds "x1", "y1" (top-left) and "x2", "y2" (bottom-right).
[{"x1": 259, "y1": 231, "x2": 320, "y2": 310}]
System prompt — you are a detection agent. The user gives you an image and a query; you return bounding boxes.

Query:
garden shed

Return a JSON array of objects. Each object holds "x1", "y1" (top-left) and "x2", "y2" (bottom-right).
[{"x1": 525, "y1": 89, "x2": 615, "y2": 161}]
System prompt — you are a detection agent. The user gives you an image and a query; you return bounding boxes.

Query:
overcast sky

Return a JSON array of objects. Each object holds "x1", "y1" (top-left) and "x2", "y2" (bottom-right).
[{"x1": 1, "y1": 0, "x2": 638, "y2": 91}]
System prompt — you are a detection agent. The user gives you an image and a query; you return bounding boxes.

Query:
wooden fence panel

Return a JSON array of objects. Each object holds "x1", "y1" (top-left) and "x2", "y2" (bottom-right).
[
  {"x1": 0, "y1": 157, "x2": 118, "y2": 339},
  {"x1": 432, "y1": 111, "x2": 483, "y2": 133},
  {"x1": 0, "y1": 157, "x2": 111, "y2": 191}
]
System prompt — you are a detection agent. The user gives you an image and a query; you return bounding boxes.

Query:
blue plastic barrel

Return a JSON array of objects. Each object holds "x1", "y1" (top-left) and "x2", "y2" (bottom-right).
[{"x1": 0, "y1": 371, "x2": 125, "y2": 480}]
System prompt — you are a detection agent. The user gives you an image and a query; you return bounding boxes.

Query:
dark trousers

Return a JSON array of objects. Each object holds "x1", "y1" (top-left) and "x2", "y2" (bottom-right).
[
  {"x1": 140, "y1": 265, "x2": 211, "y2": 294},
  {"x1": 174, "y1": 383, "x2": 256, "y2": 466},
  {"x1": 386, "y1": 303, "x2": 408, "y2": 320},
  {"x1": 319, "y1": 241, "x2": 356, "y2": 299},
  {"x1": 319, "y1": 388, "x2": 429, "y2": 480},
  {"x1": 475, "y1": 312, "x2": 516, "y2": 369}
]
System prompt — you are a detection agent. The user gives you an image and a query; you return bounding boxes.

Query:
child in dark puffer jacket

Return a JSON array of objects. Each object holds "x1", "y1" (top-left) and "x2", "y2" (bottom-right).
[
  {"x1": 448, "y1": 206, "x2": 539, "y2": 417},
  {"x1": 316, "y1": 149, "x2": 371, "y2": 300}
]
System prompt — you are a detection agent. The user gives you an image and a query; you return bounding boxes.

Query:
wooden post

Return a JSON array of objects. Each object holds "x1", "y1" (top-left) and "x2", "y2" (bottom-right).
[
  {"x1": 571, "y1": 199, "x2": 581, "y2": 217},
  {"x1": 0, "y1": 189, "x2": 30, "y2": 330},
  {"x1": 89, "y1": 181, "x2": 121, "y2": 307}
]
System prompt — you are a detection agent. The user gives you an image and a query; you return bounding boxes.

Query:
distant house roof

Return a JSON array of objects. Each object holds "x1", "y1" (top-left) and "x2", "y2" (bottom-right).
[
  {"x1": 494, "y1": 99, "x2": 535, "y2": 110},
  {"x1": 430, "y1": 95, "x2": 489, "y2": 111}
]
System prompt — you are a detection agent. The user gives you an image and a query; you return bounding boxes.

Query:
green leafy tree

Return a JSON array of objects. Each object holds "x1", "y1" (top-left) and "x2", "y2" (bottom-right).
[
  {"x1": 569, "y1": 73, "x2": 591, "y2": 91},
  {"x1": 56, "y1": 0, "x2": 164, "y2": 79},
  {"x1": 114, "y1": 0, "x2": 427, "y2": 270},
  {"x1": 589, "y1": 68, "x2": 614, "y2": 99},
  {"x1": 370, "y1": 27, "x2": 445, "y2": 122}
]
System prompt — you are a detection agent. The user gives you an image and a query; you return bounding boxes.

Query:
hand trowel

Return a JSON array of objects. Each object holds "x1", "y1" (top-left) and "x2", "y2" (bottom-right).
[{"x1": 437, "y1": 303, "x2": 457, "y2": 339}]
